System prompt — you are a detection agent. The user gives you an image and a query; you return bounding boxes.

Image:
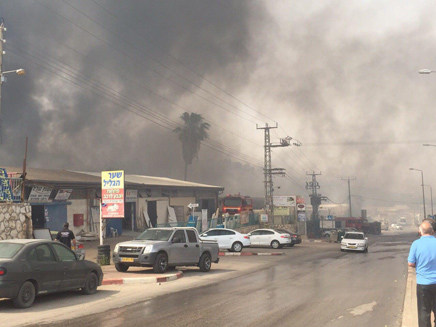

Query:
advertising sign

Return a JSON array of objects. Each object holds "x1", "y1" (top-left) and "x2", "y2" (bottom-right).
[
  {"x1": 126, "y1": 189, "x2": 138, "y2": 203},
  {"x1": 273, "y1": 196, "x2": 296, "y2": 207},
  {"x1": 101, "y1": 170, "x2": 125, "y2": 218},
  {"x1": 0, "y1": 168, "x2": 12, "y2": 202},
  {"x1": 261, "y1": 214, "x2": 268, "y2": 222},
  {"x1": 28, "y1": 186, "x2": 52, "y2": 202},
  {"x1": 297, "y1": 203, "x2": 306, "y2": 212},
  {"x1": 274, "y1": 207, "x2": 290, "y2": 216},
  {"x1": 320, "y1": 220, "x2": 335, "y2": 229},
  {"x1": 298, "y1": 212, "x2": 306, "y2": 221},
  {"x1": 296, "y1": 196, "x2": 305, "y2": 204},
  {"x1": 54, "y1": 189, "x2": 72, "y2": 201}
]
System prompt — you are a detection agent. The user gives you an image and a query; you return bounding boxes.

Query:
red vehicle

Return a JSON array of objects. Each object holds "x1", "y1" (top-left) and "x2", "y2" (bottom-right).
[
  {"x1": 221, "y1": 194, "x2": 253, "y2": 215},
  {"x1": 334, "y1": 217, "x2": 364, "y2": 231}
]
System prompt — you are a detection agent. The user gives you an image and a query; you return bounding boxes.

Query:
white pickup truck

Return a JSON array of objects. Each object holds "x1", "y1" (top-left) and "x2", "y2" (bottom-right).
[{"x1": 112, "y1": 227, "x2": 219, "y2": 273}]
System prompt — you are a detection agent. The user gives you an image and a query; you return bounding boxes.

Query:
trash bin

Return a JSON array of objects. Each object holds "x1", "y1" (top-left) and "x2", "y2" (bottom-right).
[{"x1": 97, "y1": 245, "x2": 110, "y2": 266}]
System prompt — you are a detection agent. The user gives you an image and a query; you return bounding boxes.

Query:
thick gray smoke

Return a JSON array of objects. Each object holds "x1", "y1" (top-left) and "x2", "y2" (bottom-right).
[{"x1": 1, "y1": 1, "x2": 436, "y2": 217}]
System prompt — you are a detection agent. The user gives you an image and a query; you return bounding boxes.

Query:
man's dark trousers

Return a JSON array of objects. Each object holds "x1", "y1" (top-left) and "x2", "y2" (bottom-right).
[{"x1": 417, "y1": 284, "x2": 436, "y2": 327}]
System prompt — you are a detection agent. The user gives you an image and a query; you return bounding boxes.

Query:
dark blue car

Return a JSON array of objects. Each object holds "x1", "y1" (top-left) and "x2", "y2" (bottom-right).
[{"x1": 0, "y1": 239, "x2": 103, "y2": 308}]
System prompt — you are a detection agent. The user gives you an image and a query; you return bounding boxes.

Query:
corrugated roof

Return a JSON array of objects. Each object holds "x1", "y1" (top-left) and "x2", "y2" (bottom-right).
[
  {"x1": 3, "y1": 167, "x2": 100, "y2": 184},
  {"x1": 81, "y1": 171, "x2": 223, "y2": 190},
  {"x1": 1, "y1": 166, "x2": 224, "y2": 190}
]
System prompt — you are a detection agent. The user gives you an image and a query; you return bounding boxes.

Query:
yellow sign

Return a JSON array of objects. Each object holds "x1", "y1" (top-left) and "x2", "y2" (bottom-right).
[{"x1": 274, "y1": 207, "x2": 290, "y2": 216}]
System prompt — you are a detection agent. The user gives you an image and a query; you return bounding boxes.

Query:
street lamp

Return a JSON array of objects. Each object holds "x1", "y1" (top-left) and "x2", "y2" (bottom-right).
[
  {"x1": 424, "y1": 185, "x2": 434, "y2": 218},
  {"x1": 423, "y1": 144, "x2": 436, "y2": 147},
  {"x1": 410, "y1": 168, "x2": 427, "y2": 219}
]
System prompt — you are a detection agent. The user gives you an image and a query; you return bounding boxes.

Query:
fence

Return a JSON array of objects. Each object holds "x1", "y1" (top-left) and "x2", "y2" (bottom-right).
[{"x1": 0, "y1": 177, "x2": 22, "y2": 202}]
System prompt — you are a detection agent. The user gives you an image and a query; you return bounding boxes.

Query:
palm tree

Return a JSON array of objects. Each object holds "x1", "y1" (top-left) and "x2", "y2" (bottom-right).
[{"x1": 174, "y1": 112, "x2": 210, "y2": 181}]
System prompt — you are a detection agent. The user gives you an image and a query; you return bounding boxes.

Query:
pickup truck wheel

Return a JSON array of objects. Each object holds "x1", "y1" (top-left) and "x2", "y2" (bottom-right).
[
  {"x1": 271, "y1": 240, "x2": 280, "y2": 249},
  {"x1": 115, "y1": 263, "x2": 129, "y2": 272},
  {"x1": 231, "y1": 242, "x2": 243, "y2": 252},
  {"x1": 199, "y1": 253, "x2": 212, "y2": 272},
  {"x1": 153, "y1": 253, "x2": 168, "y2": 273}
]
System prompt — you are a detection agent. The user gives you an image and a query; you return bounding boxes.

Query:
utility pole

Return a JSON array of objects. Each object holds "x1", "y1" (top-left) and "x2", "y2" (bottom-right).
[
  {"x1": 342, "y1": 177, "x2": 356, "y2": 217},
  {"x1": 306, "y1": 171, "x2": 321, "y2": 221},
  {"x1": 257, "y1": 123, "x2": 300, "y2": 220}
]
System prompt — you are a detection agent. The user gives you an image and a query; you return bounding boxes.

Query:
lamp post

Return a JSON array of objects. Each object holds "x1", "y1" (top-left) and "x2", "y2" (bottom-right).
[
  {"x1": 424, "y1": 185, "x2": 434, "y2": 218},
  {"x1": 410, "y1": 168, "x2": 426, "y2": 219}
]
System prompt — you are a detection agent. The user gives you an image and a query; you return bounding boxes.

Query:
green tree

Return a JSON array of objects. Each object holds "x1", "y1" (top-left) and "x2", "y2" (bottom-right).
[{"x1": 174, "y1": 112, "x2": 210, "y2": 181}]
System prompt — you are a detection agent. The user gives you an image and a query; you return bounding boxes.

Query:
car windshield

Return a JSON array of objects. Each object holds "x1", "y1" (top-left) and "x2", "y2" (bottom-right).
[
  {"x1": 0, "y1": 243, "x2": 24, "y2": 258},
  {"x1": 344, "y1": 233, "x2": 364, "y2": 240},
  {"x1": 136, "y1": 229, "x2": 173, "y2": 241},
  {"x1": 223, "y1": 198, "x2": 242, "y2": 206}
]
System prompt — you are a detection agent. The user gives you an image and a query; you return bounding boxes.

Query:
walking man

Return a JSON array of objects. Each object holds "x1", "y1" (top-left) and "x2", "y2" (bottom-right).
[
  {"x1": 408, "y1": 220, "x2": 436, "y2": 327},
  {"x1": 55, "y1": 222, "x2": 77, "y2": 250}
]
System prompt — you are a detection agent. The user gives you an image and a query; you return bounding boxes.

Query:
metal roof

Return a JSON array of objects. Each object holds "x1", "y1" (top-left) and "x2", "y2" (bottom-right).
[{"x1": 2, "y1": 166, "x2": 224, "y2": 190}]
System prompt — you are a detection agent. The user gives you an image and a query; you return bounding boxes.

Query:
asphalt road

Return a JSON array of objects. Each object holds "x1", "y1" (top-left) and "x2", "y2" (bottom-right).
[{"x1": 32, "y1": 229, "x2": 416, "y2": 327}]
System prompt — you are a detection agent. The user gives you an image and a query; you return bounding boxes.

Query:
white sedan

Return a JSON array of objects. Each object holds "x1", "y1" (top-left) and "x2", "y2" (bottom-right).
[
  {"x1": 340, "y1": 232, "x2": 368, "y2": 252},
  {"x1": 248, "y1": 229, "x2": 292, "y2": 249},
  {"x1": 200, "y1": 228, "x2": 251, "y2": 252}
]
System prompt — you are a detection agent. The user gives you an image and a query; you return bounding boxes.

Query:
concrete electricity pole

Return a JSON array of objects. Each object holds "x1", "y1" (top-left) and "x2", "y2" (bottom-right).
[
  {"x1": 306, "y1": 171, "x2": 321, "y2": 220},
  {"x1": 342, "y1": 177, "x2": 356, "y2": 217},
  {"x1": 257, "y1": 123, "x2": 300, "y2": 219}
]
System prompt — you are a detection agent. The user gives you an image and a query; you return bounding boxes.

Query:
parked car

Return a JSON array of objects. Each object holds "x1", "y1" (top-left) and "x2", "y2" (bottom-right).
[
  {"x1": 248, "y1": 229, "x2": 292, "y2": 249},
  {"x1": 340, "y1": 232, "x2": 368, "y2": 253},
  {"x1": 200, "y1": 228, "x2": 250, "y2": 252},
  {"x1": 33, "y1": 228, "x2": 86, "y2": 260},
  {"x1": 0, "y1": 239, "x2": 103, "y2": 308},
  {"x1": 113, "y1": 227, "x2": 220, "y2": 273},
  {"x1": 275, "y1": 229, "x2": 301, "y2": 246}
]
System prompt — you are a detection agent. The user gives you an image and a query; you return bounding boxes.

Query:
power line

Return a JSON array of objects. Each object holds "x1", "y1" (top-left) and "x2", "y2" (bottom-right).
[{"x1": 7, "y1": 46, "x2": 264, "y2": 167}]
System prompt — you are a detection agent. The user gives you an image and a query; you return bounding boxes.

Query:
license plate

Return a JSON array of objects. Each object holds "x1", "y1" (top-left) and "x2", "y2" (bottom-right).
[
  {"x1": 121, "y1": 257, "x2": 134, "y2": 262},
  {"x1": 348, "y1": 246, "x2": 357, "y2": 249}
]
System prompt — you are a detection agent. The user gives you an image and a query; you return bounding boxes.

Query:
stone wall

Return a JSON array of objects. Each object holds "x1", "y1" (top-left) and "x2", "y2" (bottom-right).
[{"x1": 0, "y1": 203, "x2": 32, "y2": 240}]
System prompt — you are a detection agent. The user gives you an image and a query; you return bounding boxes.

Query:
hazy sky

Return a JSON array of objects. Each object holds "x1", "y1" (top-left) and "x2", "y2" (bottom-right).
[{"x1": 1, "y1": 1, "x2": 436, "y2": 215}]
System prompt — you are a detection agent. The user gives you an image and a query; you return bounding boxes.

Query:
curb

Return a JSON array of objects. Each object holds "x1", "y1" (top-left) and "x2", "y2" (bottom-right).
[
  {"x1": 402, "y1": 267, "x2": 417, "y2": 327},
  {"x1": 219, "y1": 252, "x2": 284, "y2": 256},
  {"x1": 102, "y1": 271, "x2": 183, "y2": 285}
]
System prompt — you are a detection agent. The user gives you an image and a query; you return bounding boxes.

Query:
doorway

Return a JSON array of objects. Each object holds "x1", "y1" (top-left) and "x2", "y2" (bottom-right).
[
  {"x1": 32, "y1": 205, "x2": 45, "y2": 229},
  {"x1": 147, "y1": 201, "x2": 157, "y2": 227}
]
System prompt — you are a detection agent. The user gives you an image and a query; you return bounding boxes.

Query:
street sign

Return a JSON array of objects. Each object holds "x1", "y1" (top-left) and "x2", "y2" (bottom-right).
[{"x1": 188, "y1": 203, "x2": 199, "y2": 209}]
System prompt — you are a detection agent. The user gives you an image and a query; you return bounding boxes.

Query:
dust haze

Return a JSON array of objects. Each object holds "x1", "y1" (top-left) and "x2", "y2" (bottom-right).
[{"x1": 1, "y1": 1, "x2": 436, "y2": 216}]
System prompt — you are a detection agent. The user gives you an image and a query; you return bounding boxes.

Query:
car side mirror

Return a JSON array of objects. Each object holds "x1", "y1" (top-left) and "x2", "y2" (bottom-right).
[
  {"x1": 340, "y1": 236, "x2": 344, "y2": 240},
  {"x1": 202, "y1": 233, "x2": 207, "y2": 237}
]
